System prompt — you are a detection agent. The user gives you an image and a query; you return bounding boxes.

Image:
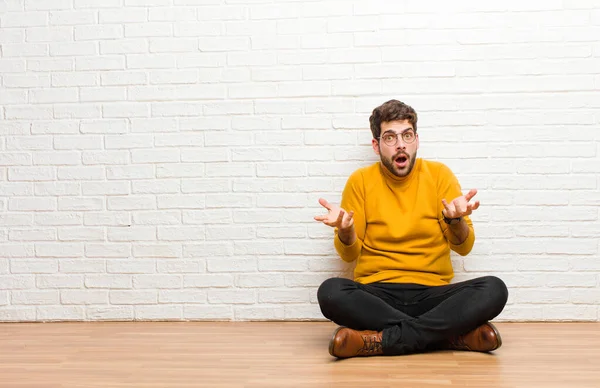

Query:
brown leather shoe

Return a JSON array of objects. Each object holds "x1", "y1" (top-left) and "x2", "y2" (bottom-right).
[
  {"x1": 446, "y1": 322, "x2": 502, "y2": 352},
  {"x1": 328, "y1": 327, "x2": 384, "y2": 358}
]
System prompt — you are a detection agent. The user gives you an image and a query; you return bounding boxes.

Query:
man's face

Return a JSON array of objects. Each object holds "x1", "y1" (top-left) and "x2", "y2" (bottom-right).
[{"x1": 371, "y1": 119, "x2": 419, "y2": 178}]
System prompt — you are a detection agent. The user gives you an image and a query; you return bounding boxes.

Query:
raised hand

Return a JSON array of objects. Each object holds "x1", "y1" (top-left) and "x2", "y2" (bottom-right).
[
  {"x1": 314, "y1": 198, "x2": 354, "y2": 231},
  {"x1": 442, "y1": 189, "x2": 480, "y2": 219}
]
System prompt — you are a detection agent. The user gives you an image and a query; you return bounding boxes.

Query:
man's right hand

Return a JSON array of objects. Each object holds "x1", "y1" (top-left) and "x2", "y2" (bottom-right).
[{"x1": 313, "y1": 198, "x2": 354, "y2": 231}]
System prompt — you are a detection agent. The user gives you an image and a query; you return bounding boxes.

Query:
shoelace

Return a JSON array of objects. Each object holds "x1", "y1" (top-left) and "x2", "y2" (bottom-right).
[{"x1": 360, "y1": 334, "x2": 382, "y2": 354}]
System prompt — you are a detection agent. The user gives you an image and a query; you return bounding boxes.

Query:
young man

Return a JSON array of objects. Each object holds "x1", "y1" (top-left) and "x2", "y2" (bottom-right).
[{"x1": 314, "y1": 100, "x2": 508, "y2": 358}]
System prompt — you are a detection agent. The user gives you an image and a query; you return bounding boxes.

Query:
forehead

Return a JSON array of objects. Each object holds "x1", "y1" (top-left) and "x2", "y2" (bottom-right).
[{"x1": 381, "y1": 120, "x2": 413, "y2": 133}]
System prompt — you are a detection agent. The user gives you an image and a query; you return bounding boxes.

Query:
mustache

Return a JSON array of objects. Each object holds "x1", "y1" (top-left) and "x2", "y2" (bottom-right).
[{"x1": 392, "y1": 152, "x2": 409, "y2": 160}]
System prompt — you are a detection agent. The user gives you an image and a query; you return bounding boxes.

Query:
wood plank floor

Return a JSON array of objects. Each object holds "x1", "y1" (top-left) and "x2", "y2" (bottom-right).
[{"x1": 0, "y1": 322, "x2": 599, "y2": 387}]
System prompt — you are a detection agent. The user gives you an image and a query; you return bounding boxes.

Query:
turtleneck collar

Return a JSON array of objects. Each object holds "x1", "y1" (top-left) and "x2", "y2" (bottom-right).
[{"x1": 379, "y1": 158, "x2": 421, "y2": 187}]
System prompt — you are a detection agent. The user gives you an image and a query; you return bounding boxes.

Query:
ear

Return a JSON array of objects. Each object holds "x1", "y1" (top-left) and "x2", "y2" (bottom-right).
[
  {"x1": 371, "y1": 138, "x2": 380, "y2": 155},
  {"x1": 415, "y1": 133, "x2": 420, "y2": 150}
]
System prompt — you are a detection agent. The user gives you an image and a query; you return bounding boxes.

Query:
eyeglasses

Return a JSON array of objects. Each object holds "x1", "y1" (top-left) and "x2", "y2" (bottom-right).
[{"x1": 378, "y1": 130, "x2": 416, "y2": 146}]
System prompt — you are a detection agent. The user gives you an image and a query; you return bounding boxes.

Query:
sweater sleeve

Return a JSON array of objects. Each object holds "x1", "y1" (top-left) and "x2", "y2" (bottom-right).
[
  {"x1": 437, "y1": 164, "x2": 476, "y2": 256},
  {"x1": 333, "y1": 169, "x2": 365, "y2": 263}
]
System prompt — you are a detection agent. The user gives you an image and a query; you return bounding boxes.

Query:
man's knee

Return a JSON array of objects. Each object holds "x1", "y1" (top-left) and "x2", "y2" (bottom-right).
[
  {"x1": 317, "y1": 277, "x2": 344, "y2": 306},
  {"x1": 481, "y1": 275, "x2": 509, "y2": 310}
]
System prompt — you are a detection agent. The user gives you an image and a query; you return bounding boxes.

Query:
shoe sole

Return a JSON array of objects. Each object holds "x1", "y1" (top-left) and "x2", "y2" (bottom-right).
[
  {"x1": 487, "y1": 322, "x2": 502, "y2": 351},
  {"x1": 328, "y1": 327, "x2": 344, "y2": 357}
]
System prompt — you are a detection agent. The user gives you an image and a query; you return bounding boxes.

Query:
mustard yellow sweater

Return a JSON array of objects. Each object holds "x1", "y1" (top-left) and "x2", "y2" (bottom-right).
[{"x1": 334, "y1": 159, "x2": 475, "y2": 286}]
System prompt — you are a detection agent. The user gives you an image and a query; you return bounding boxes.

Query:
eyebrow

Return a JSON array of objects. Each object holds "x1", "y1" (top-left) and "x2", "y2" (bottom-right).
[{"x1": 382, "y1": 128, "x2": 414, "y2": 135}]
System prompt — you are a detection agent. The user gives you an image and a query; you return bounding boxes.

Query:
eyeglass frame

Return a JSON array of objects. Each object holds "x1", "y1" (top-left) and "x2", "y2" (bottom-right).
[{"x1": 377, "y1": 128, "x2": 417, "y2": 147}]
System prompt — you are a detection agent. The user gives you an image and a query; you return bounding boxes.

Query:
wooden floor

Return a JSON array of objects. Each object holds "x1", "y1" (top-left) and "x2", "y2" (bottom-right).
[{"x1": 1, "y1": 322, "x2": 599, "y2": 388}]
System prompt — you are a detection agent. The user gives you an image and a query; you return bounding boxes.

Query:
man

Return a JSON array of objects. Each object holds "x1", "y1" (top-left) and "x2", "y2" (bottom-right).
[{"x1": 314, "y1": 100, "x2": 508, "y2": 358}]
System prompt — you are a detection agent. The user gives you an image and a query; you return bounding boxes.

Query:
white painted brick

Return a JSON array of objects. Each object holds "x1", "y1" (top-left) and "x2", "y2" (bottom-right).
[
  {"x1": 184, "y1": 274, "x2": 233, "y2": 288},
  {"x1": 207, "y1": 257, "x2": 256, "y2": 272},
  {"x1": 205, "y1": 163, "x2": 253, "y2": 178},
  {"x1": 1, "y1": 12, "x2": 47, "y2": 27},
  {"x1": 106, "y1": 165, "x2": 154, "y2": 180},
  {"x1": 9, "y1": 229, "x2": 56, "y2": 242},
  {"x1": 99, "y1": 8, "x2": 147, "y2": 23},
  {"x1": 132, "y1": 149, "x2": 180, "y2": 164},
  {"x1": 75, "y1": 25, "x2": 123, "y2": 41},
  {"x1": 107, "y1": 259, "x2": 156, "y2": 274},
  {"x1": 0, "y1": 152, "x2": 32, "y2": 166},
  {"x1": 82, "y1": 181, "x2": 129, "y2": 196},
  {"x1": 0, "y1": 58, "x2": 26, "y2": 74},
  {"x1": 58, "y1": 198, "x2": 104, "y2": 211},
  {"x1": 132, "y1": 241, "x2": 180, "y2": 257},
  {"x1": 12, "y1": 290, "x2": 59, "y2": 305},
  {"x1": 84, "y1": 212, "x2": 130, "y2": 227},
  {"x1": 276, "y1": 19, "x2": 327, "y2": 35},
  {"x1": 31, "y1": 120, "x2": 78, "y2": 134},
  {"x1": 57, "y1": 166, "x2": 105, "y2": 180},
  {"x1": 149, "y1": 38, "x2": 197, "y2": 53},
  {"x1": 82, "y1": 151, "x2": 129, "y2": 165},
  {"x1": 50, "y1": 42, "x2": 97, "y2": 57},
  {"x1": 0, "y1": 307, "x2": 35, "y2": 321},
  {"x1": 59, "y1": 259, "x2": 105, "y2": 274},
  {"x1": 157, "y1": 195, "x2": 205, "y2": 209},
  {"x1": 61, "y1": 290, "x2": 109, "y2": 305},
  {"x1": 110, "y1": 290, "x2": 157, "y2": 304},
  {"x1": 105, "y1": 136, "x2": 153, "y2": 150},
  {"x1": 58, "y1": 227, "x2": 104, "y2": 242},
  {"x1": 9, "y1": 197, "x2": 56, "y2": 211},
  {"x1": 52, "y1": 72, "x2": 98, "y2": 87},
  {"x1": 285, "y1": 304, "x2": 324, "y2": 320},
  {"x1": 184, "y1": 305, "x2": 232, "y2": 320},
  {"x1": 159, "y1": 290, "x2": 206, "y2": 303},
  {"x1": 87, "y1": 306, "x2": 134, "y2": 320},
  {"x1": 149, "y1": 70, "x2": 198, "y2": 84},
  {"x1": 208, "y1": 289, "x2": 256, "y2": 304},
  {"x1": 182, "y1": 210, "x2": 231, "y2": 225},
  {"x1": 174, "y1": 21, "x2": 221, "y2": 37},
  {"x1": 85, "y1": 274, "x2": 132, "y2": 289},
  {"x1": 85, "y1": 243, "x2": 131, "y2": 258},
  {"x1": 233, "y1": 210, "x2": 283, "y2": 224},
  {"x1": 50, "y1": 10, "x2": 96, "y2": 25},
  {"x1": 4, "y1": 74, "x2": 51, "y2": 88},
  {"x1": 543, "y1": 305, "x2": 597, "y2": 321},
  {"x1": 134, "y1": 210, "x2": 181, "y2": 226},
  {"x1": 33, "y1": 151, "x2": 79, "y2": 166},
  {"x1": 135, "y1": 305, "x2": 182, "y2": 320},
  {"x1": 2, "y1": 43, "x2": 48, "y2": 57},
  {"x1": 149, "y1": 7, "x2": 197, "y2": 21},
  {"x1": 158, "y1": 259, "x2": 205, "y2": 273},
  {"x1": 132, "y1": 180, "x2": 181, "y2": 195},
  {"x1": 130, "y1": 118, "x2": 178, "y2": 134},
  {"x1": 54, "y1": 104, "x2": 102, "y2": 119},
  {"x1": 76, "y1": 56, "x2": 125, "y2": 71},
  {"x1": 36, "y1": 243, "x2": 83, "y2": 258},
  {"x1": 81, "y1": 87, "x2": 127, "y2": 103},
  {"x1": 205, "y1": 226, "x2": 254, "y2": 241},
  {"x1": 107, "y1": 227, "x2": 156, "y2": 242},
  {"x1": 103, "y1": 103, "x2": 149, "y2": 118},
  {"x1": 234, "y1": 305, "x2": 284, "y2": 320},
  {"x1": 10, "y1": 259, "x2": 58, "y2": 273},
  {"x1": 0, "y1": 275, "x2": 35, "y2": 290},
  {"x1": 127, "y1": 53, "x2": 176, "y2": 69},
  {"x1": 157, "y1": 227, "x2": 204, "y2": 241},
  {"x1": 205, "y1": 194, "x2": 252, "y2": 209},
  {"x1": 0, "y1": 213, "x2": 33, "y2": 226},
  {"x1": 133, "y1": 275, "x2": 181, "y2": 289},
  {"x1": 256, "y1": 162, "x2": 306, "y2": 177},
  {"x1": 259, "y1": 289, "x2": 310, "y2": 304},
  {"x1": 0, "y1": 244, "x2": 35, "y2": 259},
  {"x1": 26, "y1": 26, "x2": 73, "y2": 43},
  {"x1": 37, "y1": 306, "x2": 85, "y2": 321},
  {"x1": 233, "y1": 241, "x2": 284, "y2": 256},
  {"x1": 125, "y1": 23, "x2": 172, "y2": 38},
  {"x1": 232, "y1": 179, "x2": 282, "y2": 193},
  {"x1": 37, "y1": 275, "x2": 84, "y2": 289},
  {"x1": 5, "y1": 106, "x2": 53, "y2": 120}
]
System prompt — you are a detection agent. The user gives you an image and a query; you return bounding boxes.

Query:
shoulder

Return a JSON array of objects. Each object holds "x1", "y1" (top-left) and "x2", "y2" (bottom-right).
[
  {"x1": 420, "y1": 159, "x2": 456, "y2": 178},
  {"x1": 348, "y1": 163, "x2": 379, "y2": 182}
]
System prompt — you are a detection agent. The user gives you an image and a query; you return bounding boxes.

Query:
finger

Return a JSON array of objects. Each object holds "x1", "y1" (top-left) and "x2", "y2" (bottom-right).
[
  {"x1": 313, "y1": 215, "x2": 326, "y2": 222},
  {"x1": 464, "y1": 189, "x2": 478, "y2": 202},
  {"x1": 471, "y1": 200, "x2": 480, "y2": 211},
  {"x1": 441, "y1": 199, "x2": 451, "y2": 211},
  {"x1": 347, "y1": 210, "x2": 354, "y2": 219},
  {"x1": 336, "y1": 209, "x2": 345, "y2": 225},
  {"x1": 318, "y1": 197, "x2": 331, "y2": 210}
]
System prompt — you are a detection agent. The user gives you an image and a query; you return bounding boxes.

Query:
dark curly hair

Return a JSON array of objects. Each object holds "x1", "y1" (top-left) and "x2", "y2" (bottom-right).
[{"x1": 369, "y1": 100, "x2": 418, "y2": 140}]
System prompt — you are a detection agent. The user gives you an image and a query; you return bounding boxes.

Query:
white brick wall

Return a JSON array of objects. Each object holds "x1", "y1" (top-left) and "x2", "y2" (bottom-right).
[{"x1": 0, "y1": 0, "x2": 599, "y2": 323}]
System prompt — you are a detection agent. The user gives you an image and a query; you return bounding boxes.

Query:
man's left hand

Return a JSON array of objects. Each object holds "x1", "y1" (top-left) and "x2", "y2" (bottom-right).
[{"x1": 442, "y1": 189, "x2": 480, "y2": 219}]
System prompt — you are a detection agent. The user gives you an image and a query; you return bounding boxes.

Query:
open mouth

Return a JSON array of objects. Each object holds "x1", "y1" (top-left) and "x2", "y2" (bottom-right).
[{"x1": 394, "y1": 154, "x2": 409, "y2": 169}]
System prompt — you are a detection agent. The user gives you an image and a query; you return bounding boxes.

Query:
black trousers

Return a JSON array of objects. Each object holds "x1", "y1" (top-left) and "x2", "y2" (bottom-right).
[{"x1": 317, "y1": 276, "x2": 508, "y2": 356}]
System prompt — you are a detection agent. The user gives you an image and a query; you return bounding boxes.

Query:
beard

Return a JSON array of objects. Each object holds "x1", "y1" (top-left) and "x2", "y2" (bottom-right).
[{"x1": 380, "y1": 150, "x2": 417, "y2": 178}]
